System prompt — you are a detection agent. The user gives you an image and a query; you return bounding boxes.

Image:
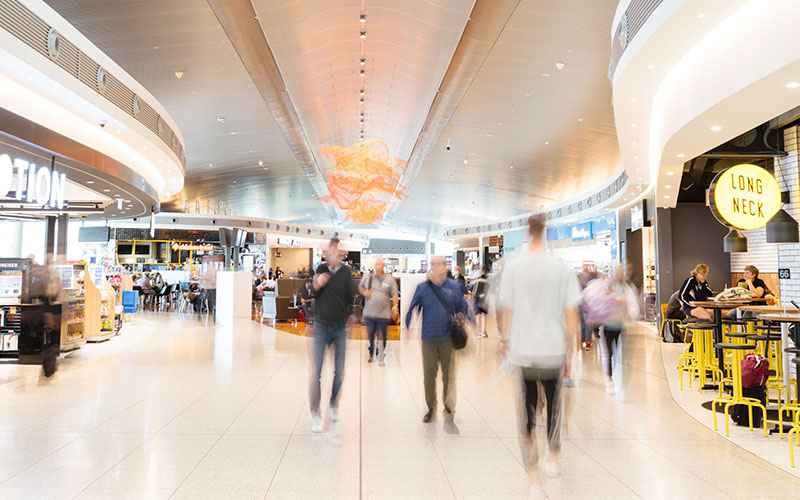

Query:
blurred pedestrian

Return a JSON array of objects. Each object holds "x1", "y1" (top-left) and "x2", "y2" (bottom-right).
[
  {"x1": 497, "y1": 215, "x2": 581, "y2": 498},
  {"x1": 405, "y1": 256, "x2": 467, "y2": 431},
  {"x1": 359, "y1": 257, "x2": 399, "y2": 364},
  {"x1": 583, "y1": 266, "x2": 639, "y2": 394},
  {"x1": 473, "y1": 266, "x2": 490, "y2": 338},
  {"x1": 308, "y1": 238, "x2": 357, "y2": 433}
]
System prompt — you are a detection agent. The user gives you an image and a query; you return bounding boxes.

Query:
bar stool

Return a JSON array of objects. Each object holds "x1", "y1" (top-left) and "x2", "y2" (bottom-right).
[
  {"x1": 680, "y1": 323, "x2": 720, "y2": 391},
  {"x1": 720, "y1": 332, "x2": 752, "y2": 396},
  {"x1": 748, "y1": 333, "x2": 789, "y2": 407},
  {"x1": 787, "y1": 358, "x2": 800, "y2": 466},
  {"x1": 779, "y1": 347, "x2": 800, "y2": 438},
  {"x1": 712, "y1": 342, "x2": 768, "y2": 437}
]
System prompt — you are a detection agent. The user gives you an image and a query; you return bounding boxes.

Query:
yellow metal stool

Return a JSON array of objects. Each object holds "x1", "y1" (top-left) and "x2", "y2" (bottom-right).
[
  {"x1": 779, "y1": 348, "x2": 800, "y2": 438},
  {"x1": 787, "y1": 358, "x2": 800, "y2": 466},
  {"x1": 712, "y1": 342, "x2": 768, "y2": 437},
  {"x1": 679, "y1": 323, "x2": 717, "y2": 390}
]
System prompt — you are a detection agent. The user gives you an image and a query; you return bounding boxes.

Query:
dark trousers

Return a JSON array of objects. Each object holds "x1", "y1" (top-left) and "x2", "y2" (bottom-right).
[
  {"x1": 308, "y1": 320, "x2": 347, "y2": 415},
  {"x1": 365, "y1": 316, "x2": 388, "y2": 357},
  {"x1": 520, "y1": 367, "x2": 562, "y2": 449},
  {"x1": 602, "y1": 327, "x2": 622, "y2": 377}
]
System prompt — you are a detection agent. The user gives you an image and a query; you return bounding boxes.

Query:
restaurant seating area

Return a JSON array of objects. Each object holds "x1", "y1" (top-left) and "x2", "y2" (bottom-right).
[{"x1": 673, "y1": 300, "x2": 800, "y2": 469}]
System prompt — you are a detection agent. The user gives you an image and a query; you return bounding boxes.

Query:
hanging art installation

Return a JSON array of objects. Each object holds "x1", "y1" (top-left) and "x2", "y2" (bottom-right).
[{"x1": 318, "y1": 139, "x2": 408, "y2": 225}]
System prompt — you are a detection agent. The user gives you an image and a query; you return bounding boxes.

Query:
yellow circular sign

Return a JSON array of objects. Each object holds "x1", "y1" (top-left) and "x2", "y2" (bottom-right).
[{"x1": 709, "y1": 164, "x2": 781, "y2": 230}]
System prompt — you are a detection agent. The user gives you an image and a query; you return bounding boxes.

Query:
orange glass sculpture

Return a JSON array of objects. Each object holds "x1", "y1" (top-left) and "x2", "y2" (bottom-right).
[{"x1": 318, "y1": 139, "x2": 408, "y2": 225}]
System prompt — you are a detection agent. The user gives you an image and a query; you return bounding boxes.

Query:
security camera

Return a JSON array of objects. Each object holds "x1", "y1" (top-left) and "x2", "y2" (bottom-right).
[
  {"x1": 132, "y1": 217, "x2": 138, "y2": 222},
  {"x1": 445, "y1": 137, "x2": 451, "y2": 151},
  {"x1": 171, "y1": 218, "x2": 177, "y2": 223},
  {"x1": 211, "y1": 220, "x2": 216, "y2": 224},
  {"x1": 98, "y1": 121, "x2": 106, "y2": 128}
]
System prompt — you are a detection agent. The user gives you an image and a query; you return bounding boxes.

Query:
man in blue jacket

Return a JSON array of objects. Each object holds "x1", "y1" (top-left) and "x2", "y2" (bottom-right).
[{"x1": 405, "y1": 256, "x2": 468, "y2": 425}]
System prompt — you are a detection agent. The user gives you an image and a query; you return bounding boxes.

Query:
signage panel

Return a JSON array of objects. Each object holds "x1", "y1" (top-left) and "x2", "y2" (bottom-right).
[
  {"x1": 171, "y1": 243, "x2": 214, "y2": 252},
  {"x1": 709, "y1": 164, "x2": 781, "y2": 230},
  {"x1": 571, "y1": 222, "x2": 593, "y2": 242},
  {"x1": 0, "y1": 153, "x2": 66, "y2": 208}
]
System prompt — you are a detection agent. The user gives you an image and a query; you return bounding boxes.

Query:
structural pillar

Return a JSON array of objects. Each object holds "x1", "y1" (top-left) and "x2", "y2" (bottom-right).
[
  {"x1": 56, "y1": 214, "x2": 68, "y2": 262},
  {"x1": 478, "y1": 236, "x2": 485, "y2": 269},
  {"x1": 44, "y1": 216, "x2": 56, "y2": 265}
]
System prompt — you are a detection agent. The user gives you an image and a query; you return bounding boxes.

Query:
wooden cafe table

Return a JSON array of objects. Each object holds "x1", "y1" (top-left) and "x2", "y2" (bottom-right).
[{"x1": 690, "y1": 300, "x2": 766, "y2": 380}]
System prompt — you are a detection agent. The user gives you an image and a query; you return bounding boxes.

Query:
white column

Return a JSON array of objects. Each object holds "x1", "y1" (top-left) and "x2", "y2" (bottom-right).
[{"x1": 478, "y1": 236, "x2": 485, "y2": 269}]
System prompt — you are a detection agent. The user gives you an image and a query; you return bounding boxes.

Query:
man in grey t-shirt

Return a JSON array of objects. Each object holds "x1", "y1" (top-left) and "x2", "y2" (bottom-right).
[{"x1": 359, "y1": 258, "x2": 399, "y2": 364}]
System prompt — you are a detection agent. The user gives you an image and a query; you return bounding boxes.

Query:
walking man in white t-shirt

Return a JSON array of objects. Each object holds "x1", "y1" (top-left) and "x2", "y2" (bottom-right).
[{"x1": 497, "y1": 215, "x2": 581, "y2": 499}]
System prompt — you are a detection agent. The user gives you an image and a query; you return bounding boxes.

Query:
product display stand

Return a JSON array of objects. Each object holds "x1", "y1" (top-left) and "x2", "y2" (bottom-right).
[{"x1": 83, "y1": 272, "x2": 107, "y2": 343}]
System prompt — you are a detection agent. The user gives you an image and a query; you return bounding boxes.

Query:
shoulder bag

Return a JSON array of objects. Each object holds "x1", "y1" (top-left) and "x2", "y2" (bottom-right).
[{"x1": 428, "y1": 281, "x2": 468, "y2": 350}]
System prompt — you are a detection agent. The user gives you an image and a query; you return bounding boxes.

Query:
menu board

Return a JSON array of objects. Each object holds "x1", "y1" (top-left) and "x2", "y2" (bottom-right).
[{"x1": 0, "y1": 273, "x2": 23, "y2": 305}]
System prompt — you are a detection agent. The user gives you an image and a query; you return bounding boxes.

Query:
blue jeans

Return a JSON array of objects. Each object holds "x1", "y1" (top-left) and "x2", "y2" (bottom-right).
[
  {"x1": 309, "y1": 320, "x2": 347, "y2": 415},
  {"x1": 365, "y1": 317, "x2": 389, "y2": 357}
]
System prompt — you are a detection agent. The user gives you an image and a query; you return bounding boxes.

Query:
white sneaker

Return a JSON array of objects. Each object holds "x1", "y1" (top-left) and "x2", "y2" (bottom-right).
[
  {"x1": 605, "y1": 380, "x2": 615, "y2": 394},
  {"x1": 543, "y1": 461, "x2": 559, "y2": 478},
  {"x1": 529, "y1": 484, "x2": 547, "y2": 500},
  {"x1": 311, "y1": 414, "x2": 323, "y2": 433},
  {"x1": 330, "y1": 407, "x2": 339, "y2": 422}
]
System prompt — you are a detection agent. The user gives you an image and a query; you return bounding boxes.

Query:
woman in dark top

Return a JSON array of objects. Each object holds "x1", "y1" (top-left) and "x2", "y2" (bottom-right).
[
  {"x1": 738, "y1": 265, "x2": 768, "y2": 298},
  {"x1": 678, "y1": 263, "x2": 713, "y2": 321}
]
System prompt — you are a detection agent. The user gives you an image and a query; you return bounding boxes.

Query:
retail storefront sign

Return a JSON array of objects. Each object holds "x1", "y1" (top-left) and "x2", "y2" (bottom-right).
[
  {"x1": 0, "y1": 153, "x2": 67, "y2": 209},
  {"x1": 571, "y1": 222, "x2": 593, "y2": 242},
  {"x1": 171, "y1": 242, "x2": 214, "y2": 252},
  {"x1": 709, "y1": 164, "x2": 781, "y2": 230}
]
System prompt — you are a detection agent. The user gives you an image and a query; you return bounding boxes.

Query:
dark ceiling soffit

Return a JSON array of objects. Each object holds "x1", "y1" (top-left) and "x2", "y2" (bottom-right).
[
  {"x1": 0, "y1": 107, "x2": 160, "y2": 204},
  {"x1": 206, "y1": 0, "x2": 337, "y2": 223},
  {"x1": 383, "y1": 0, "x2": 522, "y2": 222}
]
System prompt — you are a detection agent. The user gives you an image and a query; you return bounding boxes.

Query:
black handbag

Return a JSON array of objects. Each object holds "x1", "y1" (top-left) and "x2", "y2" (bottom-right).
[{"x1": 428, "y1": 281, "x2": 468, "y2": 350}]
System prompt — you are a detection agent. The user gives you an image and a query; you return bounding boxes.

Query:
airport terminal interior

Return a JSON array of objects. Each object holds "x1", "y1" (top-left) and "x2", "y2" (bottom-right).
[{"x1": 2, "y1": 0, "x2": 800, "y2": 498}]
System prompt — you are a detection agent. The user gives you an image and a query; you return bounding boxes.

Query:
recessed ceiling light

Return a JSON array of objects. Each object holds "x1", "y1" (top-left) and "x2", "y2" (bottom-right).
[
  {"x1": 635, "y1": 167, "x2": 640, "y2": 171},
  {"x1": 230, "y1": 132, "x2": 237, "y2": 135},
  {"x1": 152, "y1": 46, "x2": 160, "y2": 50},
  {"x1": 486, "y1": 133, "x2": 493, "y2": 137},
  {"x1": 116, "y1": 129, "x2": 122, "y2": 134},
  {"x1": 360, "y1": 29, "x2": 366, "y2": 39},
  {"x1": 631, "y1": 98, "x2": 637, "y2": 103},
  {"x1": 360, "y1": 88, "x2": 365, "y2": 95},
  {"x1": 431, "y1": 195, "x2": 436, "y2": 199},
  {"x1": 633, "y1": 156, "x2": 639, "y2": 160},
  {"x1": 665, "y1": 185, "x2": 672, "y2": 189},
  {"x1": 676, "y1": 153, "x2": 685, "y2": 158},
  {"x1": 263, "y1": 167, "x2": 269, "y2": 170},
  {"x1": 103, "y1": 189, "x2": 110, "y2": 192},
  {"x1": 555, "y1": 60, "x2": 565, "y2": 70},
  {"x1": 463, "y1": 158, "x2": 469, "y2": 165},
  {"x1": 541, "y1": 73, "x2": 551, "y2": 77},
  {"x1": 497, "y1": 122, "x2": 503, "y2": 126},
  {"x1": 209, "y1": 163, "x2": 213, "y2": 167},
  {"x1": 664, "y1": 195, "x2": 670, "y2": 198},
  {"x1": 360, "y1": 58, "x2": 365, "y2": 66},
  {"x1": 710, "y1": 125, "x2": 722, "y2": 131},
  {"x1": 647, "y1": 64, "x2": 655, "y2": 69},
  {"x1": 86, "y1": 181, "x2": 94, "y2": 184},
  {"x1": 174, "y1": 71, "x2": 184, "y2": 79},
  {"x1": 666, "y1": 171, "x2": 675, "y2": 176},
  {"x1": 544, "y1": 141, "x2": 549, "y2": 145},
  {"x1": 509, "y1": 165, "x2": 514, "y2": 169},
  {"x1": 143, "y1": 146, "x2": 147, "y2": 150},
  {"x1": 631, "y1": 123, "x2": 637, "y2": 128},
  {"x1": 360, "y1": 13, "x2": 366, "y2": 23},
  {"x1": 578, "y1": 117, "x2": 583, "y2": 122},
  {"x1": 217, "y1": 117, "x2": 226, "y2": 122},
  {"x1": 258, "y1": 160, "x2": 264, "y2": 166},
  {"x1": 524, "y1": 93, "x2": 530, "y2": 97},
  {"x1": 697, "y1": 12, "x2": 705, "y2": 18},
  {"x1": 785, "y1": 82, "x2": 800, "y2": 89}
]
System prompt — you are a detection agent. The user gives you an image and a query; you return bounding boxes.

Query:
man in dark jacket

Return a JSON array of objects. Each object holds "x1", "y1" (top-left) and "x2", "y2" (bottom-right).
[
  {"x1": 308, "y1": 238, "x2": 356, "y2": 433},
  {"x1": 406, "y1": 256, "x2": 468, "y2": 429}
]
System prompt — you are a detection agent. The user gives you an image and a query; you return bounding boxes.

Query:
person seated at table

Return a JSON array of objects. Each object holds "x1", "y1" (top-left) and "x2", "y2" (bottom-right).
[
  {"x1": 300, "y1": 279, "x2": 313, "y2": 322},
  {"x1": 137, "y1": 274, "x2": 155, "y2": 308},
  {"x1": 666, "y1": 290, "x2": 686, "y2": 321},
  {"x1": 738, "y1": 265, "x2": 768, "y2": 299},
  {"x1": 678, "y1": 263, "x2": 713, "y2": 322}
]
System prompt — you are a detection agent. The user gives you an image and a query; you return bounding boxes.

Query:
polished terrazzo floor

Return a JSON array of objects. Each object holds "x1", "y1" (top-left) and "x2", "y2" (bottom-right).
[{"x1": 0, "y1": 312, "x2": 799, "y2": 499}]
